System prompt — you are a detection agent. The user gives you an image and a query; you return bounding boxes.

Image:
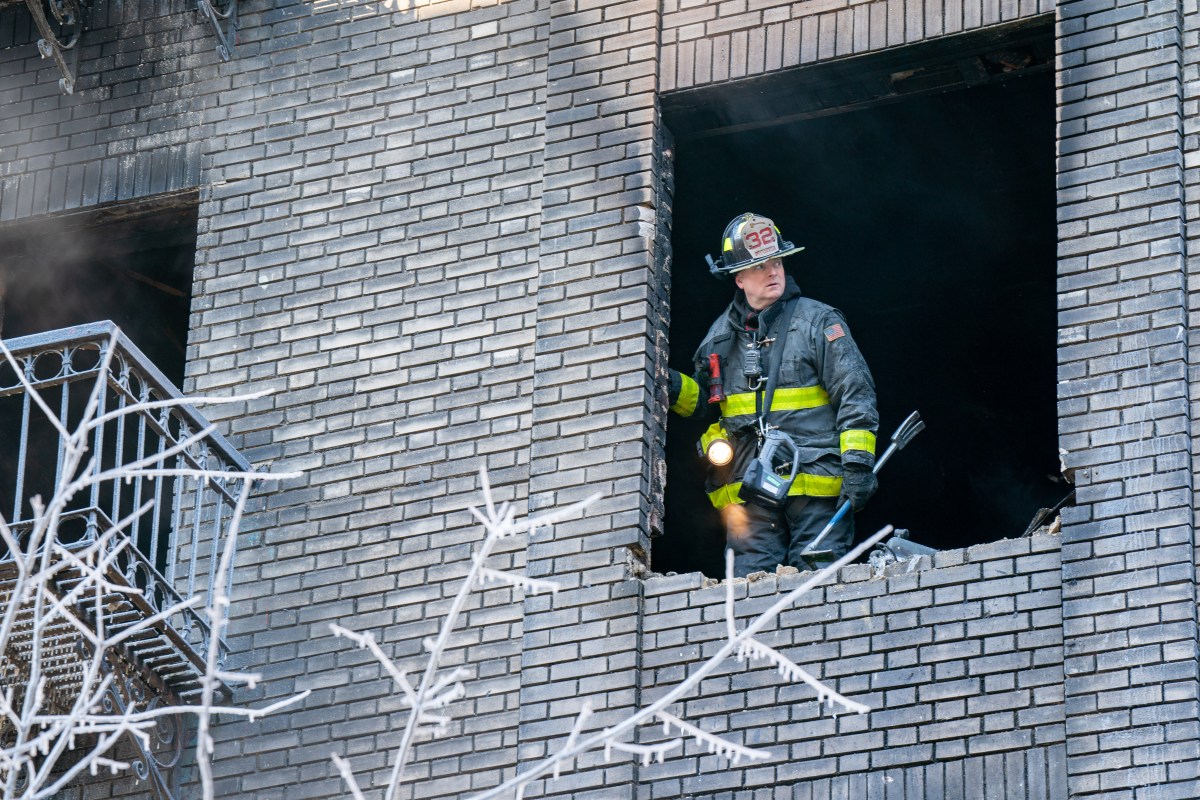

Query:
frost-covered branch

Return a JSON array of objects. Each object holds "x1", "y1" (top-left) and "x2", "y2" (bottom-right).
[
  {"x1": 462, "y1": 524, "x2": 893, "y2": 800},
  {"x1": 477, "y1": 567, "x2": 559, "y2": 595},
  {"x1": 331, "y1": 465, "x2": 892, "y2": 800},
  {"x1": 603, "y1": 738, "x2": 681, "y2": 766},
  {"x1": 654, "y1": 711, "x2": 766, "y2": 764},
  {"x1": 331, "y1": 467, "x2": 599, "y2": 800},
  {"x1": 735, "y1": 637, "x2": 869, "y2": 716},
  {"x1": 191, "y1": 470, "x2": 311, "y2": 799},
  {"x1": 726, "y1": 550, "x2": 869, "y2": 715}
]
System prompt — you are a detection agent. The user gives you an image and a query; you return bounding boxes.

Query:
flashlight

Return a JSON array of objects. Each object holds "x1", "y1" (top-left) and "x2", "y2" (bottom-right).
[
  {"x1": 707, "y1": 353, "x2": 725, "y2": 405},
  {"x1": 706, "y1": 437, "x2": 734, "y2": 466},
  {"x1": 700, "y1": 424, "x2": 734, "y2": 467}
]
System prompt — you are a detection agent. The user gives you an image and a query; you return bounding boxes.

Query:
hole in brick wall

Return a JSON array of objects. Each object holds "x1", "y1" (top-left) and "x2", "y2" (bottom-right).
[
  {"x1": 657, "y1": 20, "x2": 1061, "y2": 578},
  {"x1": 0, "y1": 191, "x2": 198, "y2": 382},
  {"x1": 0, "y1": 193, "x2": 197, "y2": 555}
]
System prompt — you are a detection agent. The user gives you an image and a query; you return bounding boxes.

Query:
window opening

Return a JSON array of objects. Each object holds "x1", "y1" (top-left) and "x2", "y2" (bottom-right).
[
  {"x1": 657, "y1": 21, "x2": 1059, "y2": 577},
  {"x1": 0, "y1": 192, "x2": 197, "y2": 378},
  {"x1": 0, "y1": 192, "x2": 199, "y2": 571}
]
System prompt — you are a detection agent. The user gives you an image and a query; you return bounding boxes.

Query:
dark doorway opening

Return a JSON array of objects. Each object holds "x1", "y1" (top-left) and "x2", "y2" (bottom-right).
[
  {"x1": 657, "y1": 19, "x2": 1061, "y2": 577},
  {"x1": 0, "y1": 193, "x2": 198, "y2": 557},
  {"x1": 0, "y1": 192, "x2": 197, "y2": 385}
]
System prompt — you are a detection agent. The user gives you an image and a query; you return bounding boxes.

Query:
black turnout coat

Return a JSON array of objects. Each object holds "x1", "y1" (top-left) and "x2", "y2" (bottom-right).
[{"x1": 668, "y1": 277, "x2": 879, "y2": 508}]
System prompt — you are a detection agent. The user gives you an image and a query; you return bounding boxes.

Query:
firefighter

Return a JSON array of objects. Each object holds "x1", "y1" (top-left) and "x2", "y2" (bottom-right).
[{"x1": 668, "y1": 213, "x2": 879, "y2": 577}]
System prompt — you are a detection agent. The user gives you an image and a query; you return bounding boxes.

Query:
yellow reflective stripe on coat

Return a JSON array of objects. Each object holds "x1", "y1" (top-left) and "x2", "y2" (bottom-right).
[
  {"x1": 840, "y1": 429, "x2": 877, "y2": 455},
  {"x1": 707, "y1": 473, "x2": 843, "y2": 508},
  {"x1": 671, "y1": 374, "x2": 700, "y2": 416},
  {"x1": 720, "y1": 385, "x2": 830, "y2": 417}
]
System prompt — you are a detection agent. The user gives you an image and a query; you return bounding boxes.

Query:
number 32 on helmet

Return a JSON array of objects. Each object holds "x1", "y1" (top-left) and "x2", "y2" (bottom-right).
[{"x1": 706, "y1": 212, "x2": 805, "y2": 278}]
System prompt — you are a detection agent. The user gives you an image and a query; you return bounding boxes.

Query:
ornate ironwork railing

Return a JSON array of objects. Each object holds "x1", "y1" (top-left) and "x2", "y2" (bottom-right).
[
  {"x1": 8, "y1": 0, "x2": 237, "y2": 94},
  {"x1": 0, "y1": 320, "x2": 252, "y2": 693},
  {"x1": 17, "y1": 0, "x2": 87, "y2": 94}
]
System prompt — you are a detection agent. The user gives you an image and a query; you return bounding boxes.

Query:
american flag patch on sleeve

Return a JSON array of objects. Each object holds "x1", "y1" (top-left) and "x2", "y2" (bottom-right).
[{"x1": 824, "y1": 323, "x2": 846, "y2": 342}]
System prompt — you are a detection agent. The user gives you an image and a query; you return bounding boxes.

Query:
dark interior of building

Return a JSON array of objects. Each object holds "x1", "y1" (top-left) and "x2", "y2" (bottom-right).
[
  {"x1": 0, "y1": 195, "x2": 197, "y2": 550},
  {"x1": 0, "y1": 194, "x2": 197, "y2": 382},
  {"x1": 657, "y1": 19, "x2": 1062, "y2": 577}
]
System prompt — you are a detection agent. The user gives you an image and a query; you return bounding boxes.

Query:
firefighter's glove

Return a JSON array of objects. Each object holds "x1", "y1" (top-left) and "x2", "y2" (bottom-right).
[
  {"x1": 668, "y1": 369, "x2": 683, "y2": 405},
  {"x1": 839, "y1": 464, "x2": 877, "y2": 512}
]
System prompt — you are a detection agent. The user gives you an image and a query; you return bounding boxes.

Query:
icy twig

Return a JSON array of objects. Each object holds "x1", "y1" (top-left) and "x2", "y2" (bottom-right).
[
  {"x1": 330, "y1": 625, "x2": 418, "y2": 705},
  {"x1": 553, "y1": 702, "x2": 593, "y2": 780},
  {"x1": 604, "y1": 739, "x2": 681, "y2": 766},
  {"x1": 82, "y1": 390, "x2": 274, "y2": 433},
  {"x1": 724, "y1": 548, "x2": 868, "y2": 716},
  {"x1": 87, "y1": 757, "x2": 130, "y2": 776},
  {"x1": 197, "y1": 477, "x2": 253, "y2": 800},
  {"x1": 331, "y1": 754, "x2": 368, "y2": 800},
  {"x1": 381, "y1": 478, "x2": 599, "y2": 800},
  {"x1": 329, "y1": 468, "x2": 599, "y2": 800},
  {"x1": 477, "y1": 567, "x2": 559, "y2": 595},
  {"x1": 462, "y1": 525, "x2": 894, "y2": 800},
  {"x1": 735, "y1": 637, "x2": 868, "y2": 716},
  {"x1": 655, "y1": 711, "x2": 770, "y2": 764}
]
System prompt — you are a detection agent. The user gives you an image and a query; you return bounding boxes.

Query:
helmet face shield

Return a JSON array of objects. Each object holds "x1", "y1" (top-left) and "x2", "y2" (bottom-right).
[{"x1": 707, "y1": 213, "x2": 804, "y2": 278}]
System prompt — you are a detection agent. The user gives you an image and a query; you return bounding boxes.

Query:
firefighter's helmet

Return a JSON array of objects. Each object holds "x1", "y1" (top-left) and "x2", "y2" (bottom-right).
[{"x1": 706, "y1": 213, "x2": 804, "y2": 278}]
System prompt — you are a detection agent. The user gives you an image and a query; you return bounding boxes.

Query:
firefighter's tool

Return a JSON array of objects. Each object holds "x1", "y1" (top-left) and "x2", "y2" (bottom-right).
[
  {"x1": 738, "y1": 427, "x2": 802, "y2": 508},
  {"x1": 868, "y1": 529, "x2": 939, "y2": 574},
  {"x1": 706, "y1": 353, "x2": 725, "y2": 405},
  {"x1": 799, "y1": 410, "x2": 925, "y2": 565}
]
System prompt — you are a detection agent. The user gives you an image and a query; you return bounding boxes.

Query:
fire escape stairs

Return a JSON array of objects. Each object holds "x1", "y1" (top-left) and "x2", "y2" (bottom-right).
[{"x1": 1, "y1": 515, "x2": 219, "y2": 704}]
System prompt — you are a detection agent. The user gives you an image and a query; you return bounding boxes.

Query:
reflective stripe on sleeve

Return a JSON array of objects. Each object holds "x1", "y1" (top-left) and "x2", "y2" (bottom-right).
[
  {"x1": 707, "y1": 473, "x2": 844, "y2": 508},
  {"x1": 671, "y1": 374, "x2": 700, "y2": 416},
  {"x1": 720, "y1": 385, "x2": 830, "y2": 417},
  {"x1": 840, "y1": 429, "x2": 877, "y2": 455}
]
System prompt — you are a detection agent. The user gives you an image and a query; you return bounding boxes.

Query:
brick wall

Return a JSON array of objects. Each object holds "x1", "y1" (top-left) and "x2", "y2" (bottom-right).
[
  {"x1": 517, "y1": 0, "x2": 667, "y2": 795},
  {"x1": 637, "y1": 534, "x2": 1067, "y2": 799},
  {"x1": 1056, "y1": 0, "x2": 1200, "y2": 795},
  {"x1": 1189, "y1": 12, "x2": 1200, "y2": 799},
  {"x1": 659, "y1": 0, "x2": 1056, "y2": 92},
  {"x1": 0, "y1": 0, "x2": 204, "y2": 220},
  {"x1": 181, "y1": 0, "x2": 552, "y2": 796}
]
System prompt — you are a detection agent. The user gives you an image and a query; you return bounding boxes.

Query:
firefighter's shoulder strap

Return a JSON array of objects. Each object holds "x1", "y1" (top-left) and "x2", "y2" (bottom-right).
[{"x1": 756, "y1": 296, "x2": 801, "y2": 424}]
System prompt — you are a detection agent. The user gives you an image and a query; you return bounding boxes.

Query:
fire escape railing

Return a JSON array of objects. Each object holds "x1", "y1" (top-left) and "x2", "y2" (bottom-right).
[
  {"x1": 0, "y1": 321, "x2": 255, "y2": 797},
  {"x1": 0, "y1": 320, "x2": 252, "y2": 695},
  {"x1": 4, "y1": 0, "x2": 237, "y2": 95}
]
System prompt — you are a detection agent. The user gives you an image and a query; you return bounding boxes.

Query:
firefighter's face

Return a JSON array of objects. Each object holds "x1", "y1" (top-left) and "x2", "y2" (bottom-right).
[{"x1": 735, "y1": 258, "x2": 785, "y2": 310}]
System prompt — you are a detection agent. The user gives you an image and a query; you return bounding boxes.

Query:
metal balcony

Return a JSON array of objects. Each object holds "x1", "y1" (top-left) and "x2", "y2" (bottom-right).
[{"x1": 0, "y1": 321, "x2": 253, "y2": 796}]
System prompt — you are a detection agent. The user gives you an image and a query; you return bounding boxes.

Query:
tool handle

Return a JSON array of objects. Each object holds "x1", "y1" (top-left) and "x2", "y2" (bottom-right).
[
  {"x1": 800, "y1": 410, "x2": 922, "y2": 560},
  {"x1": 707, "y1": 353, "x2": 725, "y2": 404},
  {"x1": 824, "y1": 500, "x2": 853, "y2": 539},
  {"x1": 800, "y1": 443, "x2": 896, "y2": 556},
  {"x1": 871, "y1": 441, "x2": 899, "y2": 475}
]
